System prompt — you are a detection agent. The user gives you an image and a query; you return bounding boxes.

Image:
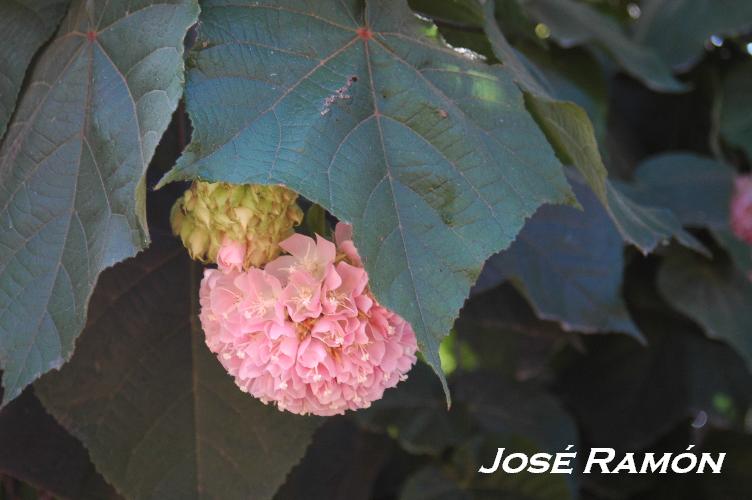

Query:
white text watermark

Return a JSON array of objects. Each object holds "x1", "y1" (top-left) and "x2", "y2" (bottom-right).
[{"x1": 478, "y1": 446, "x2": 725, "y2": 475}]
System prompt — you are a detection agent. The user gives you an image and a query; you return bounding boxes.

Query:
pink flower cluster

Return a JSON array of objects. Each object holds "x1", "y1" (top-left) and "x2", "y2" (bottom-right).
[
  {"x1": 731, "y1": 175, "x2": 752, "y2": 245},
  {"x1": 199, "y1": 223, "x2": 418, "y2": 416}
]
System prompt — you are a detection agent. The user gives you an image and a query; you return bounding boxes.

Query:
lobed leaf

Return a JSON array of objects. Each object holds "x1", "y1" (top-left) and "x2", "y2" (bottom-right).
[
  {"x1": 159, "y1": 0, "x2": 577, "y2": 399},
  {"x1": 0, "y1": 0, "x2": 199, "y2": 404}
]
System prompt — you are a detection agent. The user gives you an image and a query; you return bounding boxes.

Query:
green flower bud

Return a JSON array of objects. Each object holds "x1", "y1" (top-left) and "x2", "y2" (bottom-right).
[{"x1": 170, "y1": 181, "x2": 303, "y2": 267}]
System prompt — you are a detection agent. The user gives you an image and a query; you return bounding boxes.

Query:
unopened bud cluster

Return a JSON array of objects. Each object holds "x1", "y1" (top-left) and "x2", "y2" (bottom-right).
[{"x1": 170, "y1": 181, "x2": 303, "y2": 268}]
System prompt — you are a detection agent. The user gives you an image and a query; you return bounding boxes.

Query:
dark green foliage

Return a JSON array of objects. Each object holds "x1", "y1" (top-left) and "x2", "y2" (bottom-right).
[
  {"x1": 0, "y1": 390, "x2": 119, "y2": 500},
  {"x1": 35, "y1": 235, "x2": 320, "y2": 499}
]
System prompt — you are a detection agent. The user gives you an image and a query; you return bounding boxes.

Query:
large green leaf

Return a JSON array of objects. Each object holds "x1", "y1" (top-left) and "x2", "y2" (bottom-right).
[
  {"x1": 720, "y1": 64, "x2": 752, "y2": 160},
  {"x1": 480, "y1": 177, "x2": 639, "y2": 337},
  {"x1": 634, "y1": 0, "x2": 752, "y2": 70},
  {"x1": 658, "y1": 249, "x2": 752, "y2": 368},
  {"x1": 0, "y1": 0, "x2": 69, "y2": 140},
  {"x1": 159, "y1": 0, "x2": 576, "y2": 398},
  {"x1": 519, "y1": 0, "x2": 684, "y2": 92},
  {"x1": 35, "y1": 236, "x2": 320, "y2": 500},
  {"x1": 0, "y1": 0, "x2": 198, "y2": 404}
]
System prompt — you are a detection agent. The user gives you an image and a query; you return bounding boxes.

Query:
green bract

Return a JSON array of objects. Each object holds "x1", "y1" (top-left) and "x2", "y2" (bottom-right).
[{"x1": 170, "y1": 181, "x2": 303, "y2": 267}]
